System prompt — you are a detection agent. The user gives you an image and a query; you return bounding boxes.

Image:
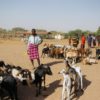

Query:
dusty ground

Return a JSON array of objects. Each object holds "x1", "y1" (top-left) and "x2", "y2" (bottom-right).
[{"x1": 0, "y1": 38, "x2": 100, "y2": 100}]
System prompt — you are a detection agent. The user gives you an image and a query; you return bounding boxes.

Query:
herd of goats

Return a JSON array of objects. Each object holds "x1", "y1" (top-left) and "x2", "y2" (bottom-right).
[
  {"x1": 0, "y1": 44, "x2": 100, "y2": 100},
  {"x1": 41, "y1": 44, "x2": 98, "y2": 64}
]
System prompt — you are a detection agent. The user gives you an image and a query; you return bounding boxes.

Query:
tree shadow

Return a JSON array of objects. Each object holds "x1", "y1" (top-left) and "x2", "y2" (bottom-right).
[
  {"x1": 46, "y1": 61, "x2": 63, "y2": 67},
  {"x1": 71, "y1": 75, "x2": 91, "y2": 100},
  {"x1": 17, "y1": 79, "x2": 62, "y2": 100}
]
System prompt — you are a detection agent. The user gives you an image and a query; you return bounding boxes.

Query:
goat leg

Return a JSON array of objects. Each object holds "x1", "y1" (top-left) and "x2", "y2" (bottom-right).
[
  {"x1": 38, "y1": 80, "x2": 42, "y2": 95},
  {"x1": 43, "y1": 75, "x2": 46, "y2": 90}
]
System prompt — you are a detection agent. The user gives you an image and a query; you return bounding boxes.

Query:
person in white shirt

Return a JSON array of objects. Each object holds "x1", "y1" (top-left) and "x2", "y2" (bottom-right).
[{"x1": 27, "y1": 29, "x2": 43, "y2": 69}]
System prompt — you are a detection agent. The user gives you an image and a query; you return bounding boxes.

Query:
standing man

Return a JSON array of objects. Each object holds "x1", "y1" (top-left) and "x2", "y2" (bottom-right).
[
  {"x1": 27, "y1": 29, "x2": 43, "y2": 69},
  {"x1": 87, "y1": 34, "x2": 92, "y2": 48},
  {"x1": 81, "y1": 34, "x2": 86, "y2": 49}
]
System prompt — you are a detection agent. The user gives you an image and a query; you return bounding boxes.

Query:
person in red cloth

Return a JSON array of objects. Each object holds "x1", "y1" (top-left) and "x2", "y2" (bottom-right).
[
  {"x1": 81, "y1": 34, "x2": 86, "y2": 49},
  {"x1": 27, "y1": 29, "x2": 43, "y2": 69}
]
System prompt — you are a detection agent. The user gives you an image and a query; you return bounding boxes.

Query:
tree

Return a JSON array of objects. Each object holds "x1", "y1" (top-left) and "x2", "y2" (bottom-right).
[
  {"x1": 0, "y1": 28, "x2": 7, "y2": 34},
  {"x1": 12, "y1": 27, "x2": 27, "y2": 32},
  {"x1": 96, "y1": 26, "x2": 100, "y2": 35}
]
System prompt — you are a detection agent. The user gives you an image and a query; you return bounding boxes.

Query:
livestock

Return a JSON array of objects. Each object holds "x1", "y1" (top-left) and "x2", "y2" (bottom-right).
[
  {"x1": 64, "y1": 59, "x2": 83, "y2": 93},
  {"x1": 48, "y1": 44, "x2": 55, "y2": 58},
  {"x1": 0, "y1": 61, "x2": 5, "y2": 73},
  {"x1": 0, "y1": 74, "x2": 18, "y2": 100},
  {"x1": 49, "y1": 45, "x2": 64, "y2": 58},
  {"x1": 19, "y1": 69, "x2": 34, "y2": 86},
  {"x1": 96, "y1": 48, "x2": 100, "y2": 59},
  {"x1": 32, "y1": 64, "x2": 52, "y2": 96},
  {"x1": 69, "y1": 60, "x2": 83, "y2": 91},
  {"x1": 41, "y1": 46, "x2": 50, "y2": 58},
  {"x1": 71, "y1": 37, "x2": 79, "y2": 47},
  {"x1": 77, "y1": 48, "x2": 92, "y2": 59},
  {"x1": 59, "y1": 69, "x2": 71, "y2": 100},
  {"x1": 11, "y1": 67, "x2": 25, "y2": 83},
  {"x1": 83, "y1": 56, "x2": 97, "y2": 65},
  {"x1": 0, "y1": 63, "x2": 31, "y2": 84},
  {"x1": 64, "y1": 60, "x2": 77, "y2": 93},
  {"x1": 65, "y1": 49, "x2": 79, "y2": 63},
  {"x1": 0, "y1": 61, "x2": 5, "y2": 67},
  {"x1": 3, "y1": 64, "x2": 13, "y2": 74}
]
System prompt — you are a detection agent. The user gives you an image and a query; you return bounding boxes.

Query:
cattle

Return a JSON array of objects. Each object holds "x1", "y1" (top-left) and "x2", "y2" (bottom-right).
[
  {"x1": 32, "y1": 64, "x2": 52, "y2": 96},
  {"x1": 0, "y1": 74, "x2": 18, "y2": 100}
]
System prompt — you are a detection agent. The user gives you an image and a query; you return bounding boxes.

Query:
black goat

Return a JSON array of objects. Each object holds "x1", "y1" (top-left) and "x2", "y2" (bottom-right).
[
  {"x1": 33, "y1": 64, "x2": 52, "y2": 96},
  {"x1": 41, "y1": 47, "x2": 50, "y2": 58},
  {"x1": 0, "y1": 61, "x2": 5, "y2": 67},
  {"x1": 0, "y1": 74, "x2": 18, "y2": 100}
]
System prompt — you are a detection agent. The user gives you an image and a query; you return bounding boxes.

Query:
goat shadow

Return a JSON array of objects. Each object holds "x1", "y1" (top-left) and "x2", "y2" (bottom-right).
[
  {"x1": 71, "y1": 75, "x2": 91, "y2": 100},
  {"x1": 46, "y1": 60, "x2": 63, "y2": 67},
  {"x1": 42, "y1": 79, "x2": 62, "y2": 97},
  {"x1": 17, "y1": 79, "x2": 62, "y2": 100}
]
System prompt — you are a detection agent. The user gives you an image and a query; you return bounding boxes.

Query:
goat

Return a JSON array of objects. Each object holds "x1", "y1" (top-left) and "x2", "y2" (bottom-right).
[
  {"x1": 48, "y1": 44, "x2": 64, "y2": 58},
  {"x1": 19, "y1": 69, "x2": 34, "y2": 87},
  {"x1": 0, "y1": 61, "x2": 6, "y2": 73},
  {"x1": 66, "y1": 58, "x2": 83, "y2": 91},
  {"x1": 65, "y1": 49, "x2": 79, "y2": 63},
  {"x1": 83, "y1": 56, "x2": 97, "y2": 65},
  {"x1": 96, "y1": 48, "x2": 100, "y2": 59},
  {"x1": 59, "y1": 69, "x2": 71, "y2": 100},
  {"x1": 0, "y1": 60, "x2": 5, "y2": 67},
  {"x1": 32, "y1": 64, "x2": 52, "y2": 96},
  {"x1": 70, "y1": 60, "x2": 83, "y2": 91},
  {"x1": 0, "y1": 74, "x2": 18, "y2": 100},
  {"x1": 41, "y1": 44, "x2": 50, "y2": 58}
]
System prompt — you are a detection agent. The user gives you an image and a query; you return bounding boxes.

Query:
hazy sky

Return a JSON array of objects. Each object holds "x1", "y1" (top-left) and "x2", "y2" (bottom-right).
[{"x1": 0, "y1": 0, "x2": 100, "y2": 32}]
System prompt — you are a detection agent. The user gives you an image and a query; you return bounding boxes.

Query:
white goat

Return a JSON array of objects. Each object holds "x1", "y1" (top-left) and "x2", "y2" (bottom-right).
[
  {"x1": 59, "y1": 69, "x2": 71, "y2": 100},
  {"x1": 83, "y1": 56, "x2": 97, "y2": 65},
  {"x1": 70, "y1": 60, "x2": 83, "y2": 91},
  {"x1": 12, "y1": 68, "x2": 24, "y2": 81}
]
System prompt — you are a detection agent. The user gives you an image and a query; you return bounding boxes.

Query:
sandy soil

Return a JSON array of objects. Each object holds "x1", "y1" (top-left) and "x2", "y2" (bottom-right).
[{"x1": 0, "y1": 39, "x2": 100, "y2": 100}]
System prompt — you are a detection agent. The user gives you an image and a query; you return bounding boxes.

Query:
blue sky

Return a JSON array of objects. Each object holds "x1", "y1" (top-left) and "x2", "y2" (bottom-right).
[{"x1": 0, "y1": 0, "x2": 100, "y2": 32}]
